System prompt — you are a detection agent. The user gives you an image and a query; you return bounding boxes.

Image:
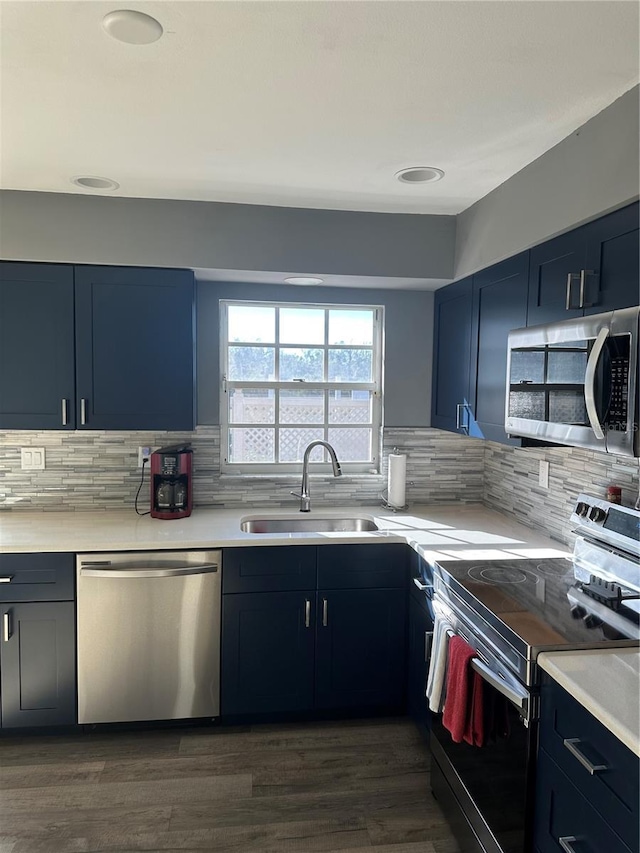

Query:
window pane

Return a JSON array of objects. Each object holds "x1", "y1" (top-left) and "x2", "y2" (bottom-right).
[
  {"x1": 280, "y1": 389, "x2": 324, "y2": 424},
  {"x1": 228, "y1": 346, "x2": 275, "y2": 381},
  {"x1": 329, "y1": 390, "x2": 372, "y2": 424},
  {"x1": 279, "y1": 348, "x2": 324, "y2": 381},
  {"x1": 228, "y1": 305, "x2": 275, "y2": 343},
  {"x1": 328, "y1": 349, "x2": 372, "y2": 382},
  {"x1": 547, "y1": 351, "x2": 588, "y2": 384},
  {"x1": 279, "y1": 428, "x2": 324, "y2": 462},
  {"x1": 329, "y1": 309, "x2": 374, "y2": 345},
  {"x1": 510, "y1": 351, "x2": 544, "y2": 384},
  {"x1": 229, "y1": 388, "x2": 275, "y2": 424},
  {"x1": 280, "y1": 308, "x2": 325, "y2": 345},
  {"x1": 328, "y1": 428, "x2": 371, "y2": 461},
  {"x1": 229, "y1": 428, "x2": 275, "y2": 463},
  {"x1": 508, "y1": 391, "x2": 545, "y2": 420},
  {"x1": 549, "y1": 391, "x2": 587, "y2": 424}
]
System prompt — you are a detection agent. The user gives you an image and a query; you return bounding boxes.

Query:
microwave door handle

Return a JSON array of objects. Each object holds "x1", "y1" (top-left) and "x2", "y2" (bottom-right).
[{"x1": 584, "y1": 327, "x2": 609, "y2": 441}]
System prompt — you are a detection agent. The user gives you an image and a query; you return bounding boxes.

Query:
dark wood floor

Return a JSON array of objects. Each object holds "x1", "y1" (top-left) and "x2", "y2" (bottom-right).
[{"x1": 0, "y1": 717, "x2": 460, "y2": 853}]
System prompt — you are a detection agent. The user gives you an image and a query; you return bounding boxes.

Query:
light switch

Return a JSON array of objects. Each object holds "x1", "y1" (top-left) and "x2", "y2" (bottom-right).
[{"x1": 21, "y1": 447, "x2": 45, "y2": 470}]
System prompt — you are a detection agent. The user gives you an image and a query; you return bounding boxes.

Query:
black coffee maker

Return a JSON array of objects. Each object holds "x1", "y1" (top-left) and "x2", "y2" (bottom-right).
[{"x1": 150, "y1": 444, "x2": 193, "y2": 519}]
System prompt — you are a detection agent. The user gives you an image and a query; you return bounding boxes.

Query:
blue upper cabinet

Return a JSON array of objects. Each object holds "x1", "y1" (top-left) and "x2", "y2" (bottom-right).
[
  {"x1": 528, "y1": 201, "x2": 638, "y2": 326},
  {"x1": 431, "y1": 277, "x2": 473, "y2": 434},
  {"x1": 75, "y1": 266, "x2": 195, "y2": 431},
  {"x1": 470, "y1": 253, "x2": 529, "y2": 444},
  {"x1": 0, "y1": 263, "x2": 76, "y2": 429}
]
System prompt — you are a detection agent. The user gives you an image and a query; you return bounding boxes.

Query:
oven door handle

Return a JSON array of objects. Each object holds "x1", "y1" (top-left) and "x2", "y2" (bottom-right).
[
  {"x1": 584, "y1": 327, "x2": 608, "y2": 441},
  {"x1": 471, "y1": 658, "x2": 529, "y2": 716}
]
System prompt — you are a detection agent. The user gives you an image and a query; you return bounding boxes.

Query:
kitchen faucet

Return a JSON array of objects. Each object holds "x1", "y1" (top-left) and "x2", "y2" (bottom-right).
[{"x1": 291, "y1": 440, "x2": 342, "y2": 512}]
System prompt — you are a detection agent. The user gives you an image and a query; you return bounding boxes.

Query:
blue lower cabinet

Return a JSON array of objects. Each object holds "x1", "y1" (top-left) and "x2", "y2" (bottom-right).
[
  {"x1": 221, "y1": 591, "x2": 315, "y2": 715},
  {"x1": 314, "y1": 588, "x2": 406, "y2": 710},
  {"x1": 0, "y1": 601, "x2": 76, "y2": 728}
]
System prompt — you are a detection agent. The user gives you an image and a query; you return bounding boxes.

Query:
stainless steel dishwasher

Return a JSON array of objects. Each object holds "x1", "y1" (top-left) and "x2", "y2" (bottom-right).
[{"x1": 77, "y1": 550, "x2": 221, "y2": 724}]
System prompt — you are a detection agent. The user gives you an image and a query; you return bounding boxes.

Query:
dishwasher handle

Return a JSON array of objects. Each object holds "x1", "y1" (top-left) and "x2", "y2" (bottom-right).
[{"x1": 80, "y1": 563, "x2": 218, "y2": 579}]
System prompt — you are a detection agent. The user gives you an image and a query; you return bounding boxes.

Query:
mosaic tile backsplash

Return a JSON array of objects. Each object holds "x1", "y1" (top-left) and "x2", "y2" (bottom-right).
[{"x1": 1, "y1": 427, "x2": 637, "y2": 546}]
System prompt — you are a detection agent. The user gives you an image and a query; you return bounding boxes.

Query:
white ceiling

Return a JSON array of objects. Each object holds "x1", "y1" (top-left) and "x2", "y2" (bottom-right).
[{"x1": 0, "y1": 1, "x2": 638, "y2": 215}]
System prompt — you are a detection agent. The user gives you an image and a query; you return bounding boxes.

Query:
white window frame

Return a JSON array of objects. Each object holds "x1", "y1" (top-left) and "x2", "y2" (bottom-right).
[{"x1": 220, "y1": 299, "x2": 384, "y2": 474}]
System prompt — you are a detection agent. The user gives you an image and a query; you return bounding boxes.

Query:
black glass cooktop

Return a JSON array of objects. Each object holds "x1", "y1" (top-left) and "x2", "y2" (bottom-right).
[{"x1": 432, "y1": 556, "x2": 640, "y2": 651}]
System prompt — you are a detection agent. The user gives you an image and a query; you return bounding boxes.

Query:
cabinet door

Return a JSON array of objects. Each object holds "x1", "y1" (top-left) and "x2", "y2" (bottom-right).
[
  {"x1": 223, "y1": 546, "x2": 317, "y2": 593},
  {"x1": 221, "y1": 591, "x2": 315, "y2": 715},
  {"x1": 471, "y1": 253, "x2": 529, "y2": 444},
  {"x1": 407, "y1": 592, "x2": 433, "y2": 732},
  {"x1": 75, "y1": 266, "x2": 195, "y2": 430},
  {"x1": 315, "y1": 588, "x2": 406, "y2": 710},
  {"x1": 0, "y1": 262, "x2": 75, "y2": 429},
  {"x1": 1, "y1": 602, "x2": 76, "y2": 728},
  {"x1": 317, "y1": 544, "x2": 407, "y2": 590},
  {"x1": 431, "y1": 277, "x2": 473, "y2": 433},
  {"x1": 584, "y1": 203, "x2": 639, "y2": 315},
  {"x1": 528, "y1": 228, "x2": 587, "y2": 326}
]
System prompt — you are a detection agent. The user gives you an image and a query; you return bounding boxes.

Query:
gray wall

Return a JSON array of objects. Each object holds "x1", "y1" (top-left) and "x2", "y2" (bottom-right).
[
  {"x1": 0, "y1": 190, "x2": 455, "y2": 282},
  {"x1": 455, "y1": 85, "x2": 640, "y2": 279},
  {"x1": 197, "y1": 280, "x2": 433, "y2": 427}
]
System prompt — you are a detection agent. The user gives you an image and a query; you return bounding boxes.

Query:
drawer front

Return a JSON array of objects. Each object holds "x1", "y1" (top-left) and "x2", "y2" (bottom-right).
[
  {"x1": 539, "y1": 677, "x2": 639, "y2": 851},
  {"x1": 534, "y1": 748, "x2": 632, "y2": 853},
  {"x1": 317, "y1": 544, "x2": 407, "y2": 589},
  {"x1": 222, "y1": 547, "x2": 317, "y2": 593},
  {"x1": 0, "y1": 553, "x2": 75, "y2": 601}
]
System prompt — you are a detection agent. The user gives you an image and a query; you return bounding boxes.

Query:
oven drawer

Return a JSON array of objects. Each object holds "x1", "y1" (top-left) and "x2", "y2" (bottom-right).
[
  {"x1": 0, "y1": 553, "x2": 75, "y2": 601},
  {"x1": 534, "y1": 747, "x2": 633, "y2": 853},
  {"x1": 539, "y1": 677, "x2": 639, "y2": 852}
]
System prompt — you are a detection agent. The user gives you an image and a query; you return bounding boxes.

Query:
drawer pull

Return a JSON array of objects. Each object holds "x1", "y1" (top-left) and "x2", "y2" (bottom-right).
[
  {"x1": 559, "y1": 836, "x2": 579, "y2": 853},
  {"x1": 563, "y1": 738, "x2": 608, "y2": 775},
  {"x1": 0, "y1": 576, "x2": 13, "y2": 583}
]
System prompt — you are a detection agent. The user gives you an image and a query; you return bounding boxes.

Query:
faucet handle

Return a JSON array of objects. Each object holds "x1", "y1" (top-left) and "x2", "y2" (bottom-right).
[{"x1": 290, "y1": 491, "x2": 302, "y2": 499}]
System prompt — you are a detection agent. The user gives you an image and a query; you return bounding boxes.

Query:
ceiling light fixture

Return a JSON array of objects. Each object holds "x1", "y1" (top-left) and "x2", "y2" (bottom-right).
[
  {"x1": 284, "y1": 276, "x2": 324, "y2": 286},
  {"x1": 72, "y1": 176, "x2": 120, "y2": 191},
  {"x1": 102, "y1": 10, "x2": 164, "y2": 44},
  {"x1": 395, "y1": 167, "x2": 445, "y2": 184}
]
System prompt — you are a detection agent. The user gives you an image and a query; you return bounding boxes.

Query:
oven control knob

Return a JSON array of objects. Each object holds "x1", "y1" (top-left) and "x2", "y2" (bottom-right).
[
  {"x1": 583, "y1": 613, "x2": 603, "y2": 629},
  {"x1": 570, "y1": 604, "x2": 586, "y2": 619},
  {"x1": 588, "y1": 506, "x2": 607, "y2": 523},
  {"x1": 575, "y1": 501, "x2": 590, "y2": 517}
]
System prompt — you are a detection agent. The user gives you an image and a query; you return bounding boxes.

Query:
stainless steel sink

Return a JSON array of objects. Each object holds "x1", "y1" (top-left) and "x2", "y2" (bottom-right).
[{"x1": 240, "y1": 516, "x2": 379, "y2": 534}]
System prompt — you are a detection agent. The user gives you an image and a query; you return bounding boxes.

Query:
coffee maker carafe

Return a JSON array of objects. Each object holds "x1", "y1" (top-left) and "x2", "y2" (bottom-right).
[{"x1": 150, "y1": 444, "x2": 193, "y2": 519}]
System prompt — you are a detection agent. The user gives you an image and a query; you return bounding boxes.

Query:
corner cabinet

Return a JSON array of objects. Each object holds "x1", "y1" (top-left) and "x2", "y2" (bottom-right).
[
  {"x1": 0, "y1": 553, "x2": 76, "y2": 728},
  {"x1": 0, "y1": 262, "x2": 195, "y2": 431},
  {"x1": 221, "y1": 544, "x2": 408, "y2": 718},
  {"x1": 534, "y1": 675, "x2": 639, "y2": 853}
]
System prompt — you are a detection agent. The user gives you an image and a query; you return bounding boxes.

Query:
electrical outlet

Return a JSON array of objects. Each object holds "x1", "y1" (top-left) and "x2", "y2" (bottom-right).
[
  {"x1": 138, "y1": 446, "x2": 152, "y2": 467},
  {"x1": 539, "y1": 459, "x2": 549, "y2": 489},
  {"x1": 21, "y1": 447, "x2": 45, "y2": 470}
]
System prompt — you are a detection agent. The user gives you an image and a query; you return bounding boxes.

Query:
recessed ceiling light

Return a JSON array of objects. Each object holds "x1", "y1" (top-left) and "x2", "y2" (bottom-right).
[
  {"x1": 102, "y1": 10, "x2": 163, "y2": 44},
  {"x1": 72, "y1": 176, "x2": 120, "y2": 191},
  {"x1": 395, "y1": 167, "x2": 445, "y2": 184},
  {"x1": 284, "y1": 276, "x2": 324, "y2": 286}
]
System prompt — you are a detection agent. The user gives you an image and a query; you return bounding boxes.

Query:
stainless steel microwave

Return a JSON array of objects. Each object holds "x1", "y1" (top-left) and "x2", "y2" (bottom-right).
[{"x1": 506, "y1": 306, "x2": 639, "y2": 456}]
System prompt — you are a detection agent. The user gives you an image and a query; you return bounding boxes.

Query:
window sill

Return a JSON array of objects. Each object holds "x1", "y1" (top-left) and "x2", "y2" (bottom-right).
[{"x1": 219, "y1": 472, "x2": 383, "y2": 481}]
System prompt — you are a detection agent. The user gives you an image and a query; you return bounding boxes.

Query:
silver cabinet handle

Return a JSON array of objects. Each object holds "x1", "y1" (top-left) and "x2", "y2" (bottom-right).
[
  {"x1": 579, "y1": 269, "x2": 595, "y2": 308},
  {"x1": 3, "y1": 611, "x2": 10, "y2": 643},
  {"x1": 80, "y1": 398, "x2": 87, "y2": 425},
  {"x1": 584, "y1": 327, "x2": 608, "y2": 440},
  {"x1": 559, "y1": 837, "x2": 579, "y2": 853},
  {"x1": 566, "y1": 272, "x2": 580, "y2": 310},
  {"x1": 424, "y1": 630, "x2": 433, "y2": 663},
  {"x1": 456, "y1": 403, "x2": 463, "y2": 430},
  {"x1": 61, "y1": 398, "x2": 69, "y2": 426},
  {"x1": 563, "y1": 738, "x2": 608, "y2": 775},
  {"x1": 80, "y1": 564, "x2": 218, "y2": 579},
  {"x1": 0, "y1": 576, "x2": 13, "y2": 584},
  {"x1": 413, "y1": 577, "x2": 432, "y2": 593},
  {"x1": 304, "y1": 599, "x2": 311, "y2": 629},
  {"x1": 322, "y1": 597, "x2": 328, "y2": 627}
]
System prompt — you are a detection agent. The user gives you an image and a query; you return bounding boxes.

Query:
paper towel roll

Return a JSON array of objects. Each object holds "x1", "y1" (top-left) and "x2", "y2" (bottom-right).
[{"x1": 388, "y1": 453, "x2": 407, "y2": 508}]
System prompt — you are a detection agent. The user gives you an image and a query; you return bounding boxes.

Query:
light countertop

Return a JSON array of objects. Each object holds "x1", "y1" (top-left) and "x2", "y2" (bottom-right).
[
  {"x1": 0, "y1": 503, "x2": 571, "y2": 561},
  {"x1": 538, "y1": 648, "x2": 640, "y2": 757}
]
